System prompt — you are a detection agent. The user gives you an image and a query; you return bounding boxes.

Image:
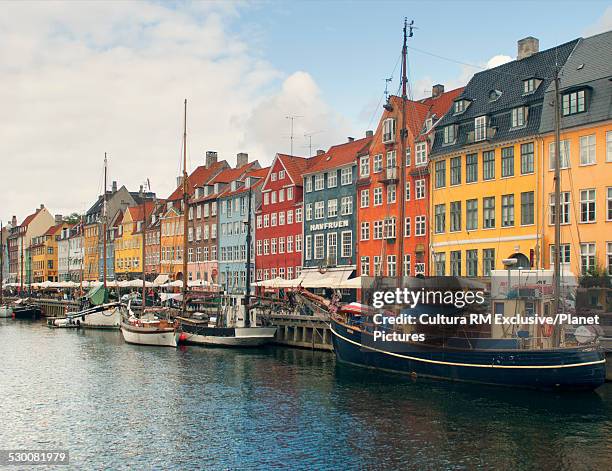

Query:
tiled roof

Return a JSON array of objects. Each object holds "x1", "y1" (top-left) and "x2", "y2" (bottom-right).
[
  {"x1": 166, "y1": 160, "x2": 229, "y2": 201},
  {"x1": 304, "y1": 136, "x2": 373, "y2": 174},
  {"x1": 540, "y1": 31, "x2": 612, "y2": 133},
  {"x1": 210, "y1": 161, "x2": 260, "y2": 184},
  {"x1": 219, "y1": 167, "x2": 270, "y2": 198},
  {"x1": 20, "y1": 208, "x2": 42, "y2": 227},
  {"x1": 127, "y1": 203, "x2": 155, "y2": 223},
  {"x1": 277, "y1": 154, "x2": 311, "y2": 185},
  {"x1": 431, "y1": 38, "x2": 579, "y2": 156},
  {"x1": 44, "y1": 223, "x2": 63, "y2": 236}
]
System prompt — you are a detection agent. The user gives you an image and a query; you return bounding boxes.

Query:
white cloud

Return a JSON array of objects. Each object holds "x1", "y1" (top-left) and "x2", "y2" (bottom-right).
[
  {"x1": 584, "y1": 6, "x2": 612, "y2": 36},
  {"x1": 486, "y1": 55, "x2": 513, "y2": 69},
  {"x1": 0, "y1": 1, "x2": 348, "y2": 223}
]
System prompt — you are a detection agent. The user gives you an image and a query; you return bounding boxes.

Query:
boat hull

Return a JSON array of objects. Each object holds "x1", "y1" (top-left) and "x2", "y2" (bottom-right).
[
  {"x1": 330, "y1": 319, "x2": 606, "y2": 391},
  {"x1": 180, "y1": 322, "x2": 277, "y2": 347},
  {"x1": 0, "y1": 306, "x2": 12, "y2": 318},
  {"x1": 120, "y1": 323, "x2": 177, "y2": 347},
  {"x1": 12, "y1": 306, "x2": 42, "y2": 320},
  {"x1": 78, "y1": 306, "x2": 121, "y2": 329}
]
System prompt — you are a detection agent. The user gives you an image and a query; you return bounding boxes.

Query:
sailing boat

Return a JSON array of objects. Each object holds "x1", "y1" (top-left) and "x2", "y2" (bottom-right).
[
  {"x1": 329, "y1": 20, "x2": 606, "y2": 391},
  {"x1": 175, "y1": 102, "x2": 276, "y2": 347},
  {"x1": 0, "y1": 220, "x2": 12, "y2": 318}
]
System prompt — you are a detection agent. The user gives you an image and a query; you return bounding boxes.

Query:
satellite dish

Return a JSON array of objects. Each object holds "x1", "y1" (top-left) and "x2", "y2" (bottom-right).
[{"x1": 574, "y1": 325, "x2": 597, "y2": 344}]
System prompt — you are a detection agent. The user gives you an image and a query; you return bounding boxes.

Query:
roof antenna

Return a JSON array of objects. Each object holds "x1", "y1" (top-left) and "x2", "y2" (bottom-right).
[{"x1": 285, "y1": 115, "x2": 302, "y2": 156}]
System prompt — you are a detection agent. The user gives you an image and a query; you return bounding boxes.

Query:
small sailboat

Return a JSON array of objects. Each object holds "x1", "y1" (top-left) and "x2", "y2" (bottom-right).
[{"x1": 120, "y1": 303, "x2": 178, "y2": 347}]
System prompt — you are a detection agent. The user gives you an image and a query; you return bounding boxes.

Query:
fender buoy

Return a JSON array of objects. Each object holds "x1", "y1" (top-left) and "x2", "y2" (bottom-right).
[{"x1": 178, "y1": 332, "x2": 188, "y2": 342}]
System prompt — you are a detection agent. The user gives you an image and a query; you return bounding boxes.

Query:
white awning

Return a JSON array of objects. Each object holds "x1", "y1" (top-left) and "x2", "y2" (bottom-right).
[
  {"x1": 153, "y1": 274, "x2": 170, "y2": 286},
  {"x1": 301, "y1": 268, "x2": 353, "y2": 288}
]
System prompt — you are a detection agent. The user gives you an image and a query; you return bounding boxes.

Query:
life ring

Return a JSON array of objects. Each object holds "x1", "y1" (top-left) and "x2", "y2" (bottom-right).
[{"x1": 543, "y1": 322, "x2": 554, "y2": 337}]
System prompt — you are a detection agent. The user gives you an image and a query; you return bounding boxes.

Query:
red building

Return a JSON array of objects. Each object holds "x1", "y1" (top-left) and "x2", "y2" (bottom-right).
[
  {"x1": 255, "y1": 153, "x2": 310, "y2": 282},
  {"x1": 356, "y1": 85, "x2": 463, "y2": 277}
]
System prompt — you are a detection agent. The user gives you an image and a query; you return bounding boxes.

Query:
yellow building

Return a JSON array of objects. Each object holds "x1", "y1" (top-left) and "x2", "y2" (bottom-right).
[
  {"x1": 114, "y1": 205, "x2": 150, "y2": 279},
  {"x1": 83, "y1": 223, "x2": 99, "y2": 281},
  {"x1": 429, "y1": 37, "x2": 579, "y2": 276},
  {"x1": 159, "y1": 205, "x2": 185, "y2": 280},
  {"x1": 30, "y1": 223, "x2": 69, "y2": 282},
  {"x1": 538, "y1": 32, "x2": 612, "y2": 277}
]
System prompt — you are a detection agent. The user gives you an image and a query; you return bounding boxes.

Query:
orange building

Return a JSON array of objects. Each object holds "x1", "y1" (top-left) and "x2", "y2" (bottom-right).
[{"x1": 356, "y1": 86, "x2": 463, "y2": 278}]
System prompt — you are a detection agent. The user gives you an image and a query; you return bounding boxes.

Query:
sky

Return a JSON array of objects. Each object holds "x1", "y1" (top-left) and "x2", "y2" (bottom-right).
[{"x1": 1, "y1": 0, "x2": 610, "y2": 225}]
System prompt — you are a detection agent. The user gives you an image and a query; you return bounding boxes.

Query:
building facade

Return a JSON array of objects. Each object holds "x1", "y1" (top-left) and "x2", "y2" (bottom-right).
[
  {"x1": 255, "y1": 154, "x2": 308, "y2": 282},
  {"x1": 30, "y1": 220, "x2": 67, "y2": 282}
]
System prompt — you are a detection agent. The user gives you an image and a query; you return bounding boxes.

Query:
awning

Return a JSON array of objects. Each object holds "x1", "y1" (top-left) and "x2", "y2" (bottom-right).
[
  {"x1": 153, "y1": 274, "x2": 170, "y2": 286},
  {"x1": 300, "y1": 268, "x2": 353, "y2": 288}
]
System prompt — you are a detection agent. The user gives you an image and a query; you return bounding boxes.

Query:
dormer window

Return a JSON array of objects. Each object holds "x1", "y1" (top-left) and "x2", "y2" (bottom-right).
[
  {"x1": 511, "y1": 106, "x2": 528, "y2": 128},
  {"x1": 443, "y1": 125, "x2": 456, "y2": 145},
  {"x1": 424, "y1": 117, "x2": 433, "y2": 132},
  {"x1": 523, "y1": 78, "x2": 542, "y2": 95},
  {"x1": 382, "y1": 118, "x2": 396, "y2": 143},
  {"x1": 453, "y1": 99, "x2": 470, "y2": 115},
  {"x1": 562, "y1": 89, "x2": 587, "y2": 116},
  {"x1": 488, "y1": 89, "x2": 502, "y2": 102}
]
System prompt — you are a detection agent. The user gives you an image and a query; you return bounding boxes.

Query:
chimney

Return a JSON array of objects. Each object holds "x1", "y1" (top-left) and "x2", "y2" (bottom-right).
[
  {"x1": 365, "y1": 130, "x2": 374, "y2": 138},
  {"x1": 316, "y1": 149, "x2": 325, "y2": 155},
  {"x1": 54, "y1": 214, "x2": 63, "y2": 225},
  {"x1": 112, "y1": 181, "x2": 117, "y2": 193},
  {"x1": 432, "y1": 84, "x2": 444, "y2": 98},
  {"x1": 205, "y1": 151, "x2": 218, "y2": 168},
  {"x1": 517, "y1": 37, "x2": 539, "y2": 60},
  {"x1": 12, "y1": 216, "x2": 17, "y2": 227},
  {"x1": 347, "y1": 137, "x2": 355, "y2": 142},
  {"x1": 139, "y1": 185, "x2": 143, "y2": 196},
  {"x1": 39, "y1": 204, "x2": 45, "y2": 210},
  {"x1": 236, "y1": 152, "x2": 249, "y2": 168}
]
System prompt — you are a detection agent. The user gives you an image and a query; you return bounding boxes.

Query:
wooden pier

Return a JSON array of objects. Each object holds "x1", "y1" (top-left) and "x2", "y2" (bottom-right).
[{"x1": 267, "y1": 313, "x2": 333, "y2": 351}]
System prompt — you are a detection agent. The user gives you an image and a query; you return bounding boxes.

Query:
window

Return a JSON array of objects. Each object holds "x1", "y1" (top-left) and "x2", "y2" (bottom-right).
[
  {"x1": 415, "y1": 143, "x2": 427, "y2": 166},
  {"x1": 328, "y1": 171, "x2": 337, "y2": 188},
  {"x1": 466, "y1": 199, "x2": 478, "y2": 231},
  {"x1": 361, "y1": 256, "x2": 370, "y2": 276},
  {"x1": 435, "y1": 160, "x2": 446, "y2": 188},
  {"x1": 287, "y1": 235, "x2": 293, "y2": 253},
  {"x1": 340, "y1": 196, "x2": 353, "y2": 215},
  {"x1": 271, "y1": 238, "x2": 276, "y2": 254},
  {"x1": 549, "y1": 192, "x2": 571, "y2": 225},
  {"x1": 434, "y1": 253, "x2": 446, "y2": 276},
  {"x1": 450, "y1": 251, "x2": 462, "y2": 276},
  {"x1": 360, "y1": 222, "x2": 370, "y2": 241},
  {"x1": 382, "y1": 118, "x2": 396, "y2": 143},
  {"x1": 550, "y1": 244, "x2": 571, "y2": 268},
  {"x1": 327, "y1": 233, "x2": 337, "y2": 264},
  {"x1": 270, "y1": 172, "x2": 277, "y2": 181},
  {"x1": 279, "y1": 211, "x2": 285, "y2": 225},
  {"x1": 607, "y1": 131, "x2": 612, "y2": 162},
  {"x1": 387, "y1": 255, "x2": 397, "y2": 277},
  {"x1": 415, "y1": 215, "x2": 426, "y2": 236},
  {"x1": 314, "y1": 234, "x2": 325, "y2": 259},
  {"x1": 443, "y1": 125, "x2": 456, "y2": 145},
  {"x1": 314, "y1": 201, "x2": 325, "y2": 219},
  {"x1": 256, "y1": 215, "x2": 262, "y2": 229},
  {"x1": 521, "y1": 191, "x2": 534, "y2": 225},
  {"x1": 271, "y1": 213, "x2": 277, "y2": 226},
  {"x1": 523, "y1": 78, "x2": 540, "y2": 94},
  {"x1": 466, "y1": 250, "x2": 478, "y2": 277},
  {"x1": 405, "y1": 147, "x2": 411, "y2": 167},
  {"x1": 404, "y1": 217, "x2": 411, "y2": 237},
  {"x1": 608, "y1": 242, "x2": 612, "y2": 276},
  {"x1": 287, "y1": 187, "x2": 293, "y2": 200},
  {"x1": 295, "y1": 234, "x2": 302, "y2": 251},
  {"x1": 256, "y1": 240, "x2": 262, "y2": 256},
  {"x1": 466, "y1": 154, "x2": 477, "y2": 183},
  {"x1": 384, "y1": 217, "x2": 396, "y2": 239},
  {"x1": 501, "y1": 194, "x2": 514, "y2": 227},
  {"x1": 483, "y1": 197, "x2": 495, "y2": 228},
  {"x1": 580, "y1": 243, "x2": 595, "y2": 274},
  {"x1": 373, "y1": 154, "x2": 383, "y2": 173},
  {"x1": 483, "y1": 150, "x2": 495, "y2": 180},
  {"x1": 341, "y1": 167, "x2": 352, "y2": 185},
  {"x1": 327, "y1": 199, "x2": 338, "y2": 218},
  {"x1": 305, "y1": 176, "x2": 312, "y2": 192},
  {"x1": 450, "y1": 157, "x2": 461, "y2": 185},
  {"x1": 374, "y1": 256, "x2": 382, "y2": 276},
  {"x1": 501, "y1": 147, "x2": 514, "y2": 177},
  {"x1": 386, "y1": 150, "x2": 396, "y2": 168},
  {"x1": 450, "y1": 201, "x2": 461, "y2": 232},
  {"x1": 483, "y1": 249, "x2": 495, "y2": 276},
  {"x1": 434, "y1": 204, "x2": 446, "y2": 233},
  {"x1": 474, "y1": 116, "x2": 487, "y2": 141},
  {"x1": 403, "y1": 254, "x2": 411, "y2": 276},
  {"x1": 511, "y1": 106, "x2": 527, "y2": 128},
  {"x1": 387, "y1": 184, "x2": 396, "y2": 204},
  {"x1": 373, "y1": 187, "x2": 383, "y2": 206},
  {"x1": 271, "y1": 191, "x2": 277, "y2": 204},
  {"x1": 405, "y1": 181, "x2": 410, "y2": 201},
  {"x1": 608, "y1": 188, "x2": 612, "y2": 221},
  {"x1": 360, "y1": 155, "x2": 370, "y2": 177},
  {"x1": 314, "y1": 174, "x2": 324, "y2": 191},
  {"x1": 287, "y1": 210, "x2": 293, "y2": 224},
  {"x1": 295, "y1": 208, "x2": 302, "y2": 223},
  {"x1": 579, "y1": 135, "x2": 596, "y2": 165},
  {"x1": 562, "y1": 89, "x2": 586, "y2": 116},
  {"x1": 278, "y1": 189, "x2": 284, "y2": 203},
  {"x1": 520, "y1": 142, "x2": 534, "y2": 174},
  {"x1": 278, "y1": 170, "x2": 285, "y2": 180},
  {"x1": 341, "y1": 231, "x2": 352, "y2": 258},
  {"x1": 360, "y1": 189, "x2": 369, "y2": 208},
  {"x1": 548, "y1": 140, "x2": 570, "y2": 170},
  {"x1": 305, "y1": 204, "x2": 312, "y2": 221},
  {"x1": 415, "y1": 179, "x2": 425, "y2": 199},
  {"x1": 454, "y1": 100, "x2": 467, "y2": 114},
  {"x1": 373, "y1": 221, "x2": 383, "y2": 240},
  {"x1": 580, "y1": 189, "x2": 596, "y2": 223},
  {"x1": 264, "y1": 239, "x2": 270, "y2": 255}
]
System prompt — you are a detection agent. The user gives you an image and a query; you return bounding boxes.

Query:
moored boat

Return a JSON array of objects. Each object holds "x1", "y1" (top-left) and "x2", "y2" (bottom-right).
[
  {"x1": 120, "y1": 312, "x2": 178, "y2": 347},
  {"x1": 178, "y1": 317, "x2": 276, "y2": 347},
  {"x1": 12, "y1": 300, "x2": 42, "y2": 320},
  {"x1": 0, "y1": 305, "x2": 12, "y2": 318}
]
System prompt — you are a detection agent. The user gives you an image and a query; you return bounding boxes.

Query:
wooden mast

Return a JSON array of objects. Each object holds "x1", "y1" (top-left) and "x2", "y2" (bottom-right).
[
  {"x1": 182, "y1": 99, "x2": 189, "y2": 313},
  {"x1": 103, "y1": 153, "x2": 108, "y2": 290},
  {"x1": 552, "y1": 67, "x2": 562, "y2": 345},
  {"x1": 0, "y1": 220, "x2": 3, "y2": 305},
  {"x1": 244, "y1": 185, "x2": 252, "y2": 327},
  {"x1": 142, "y1": 187, "x2": 148, "y2": 310}
]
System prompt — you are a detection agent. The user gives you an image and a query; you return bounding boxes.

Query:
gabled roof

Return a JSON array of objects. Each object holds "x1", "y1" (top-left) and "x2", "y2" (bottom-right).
[
  {"x1": 20, "y1": 208, "x2": 43, "y2": 228},
  {"x1": 167, "y1": 160, "x2": 229, "y2": 201},
  {"x1": 44, "y1": 223, "x2": 63, "y2": 237},
  {"x1": 126, "y1": 203, "x2": 155, "y2": 223},
  {"x1": 210, "y1": 161, "x2": 260, "y2": 185},
  {"x1": 219, "y1": 167, "x2": 270, "y2": 199},
  {"x1": 303, "y1": 136, "x2": 372, "y2": 175}
]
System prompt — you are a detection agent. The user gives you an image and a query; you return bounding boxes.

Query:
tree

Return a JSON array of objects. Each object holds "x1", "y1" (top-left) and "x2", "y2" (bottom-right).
[{"x1": 63, "y1": 213, "x2": 81, "y2": 224}]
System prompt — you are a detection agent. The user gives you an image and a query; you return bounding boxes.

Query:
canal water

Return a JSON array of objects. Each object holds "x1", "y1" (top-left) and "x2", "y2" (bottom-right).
[{"x1": 1, "y1": 320, "x2": 611, "y2": 470}]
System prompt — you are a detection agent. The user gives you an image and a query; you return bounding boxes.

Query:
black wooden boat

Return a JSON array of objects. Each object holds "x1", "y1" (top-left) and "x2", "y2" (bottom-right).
[{"x1": 12, "y1": 304, "x2": 42, "y2": 320}]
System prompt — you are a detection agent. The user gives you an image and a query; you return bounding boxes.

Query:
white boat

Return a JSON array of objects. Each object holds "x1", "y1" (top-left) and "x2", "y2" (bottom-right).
[
  {"x1": 120, "y1": 314, "x2": 177, "y2": 348},
  {"x1": 0, "y1": 305, "x2": 12, "y2": 318},
  {"x1": 80, "y1": 304, "x2": 121, "y2": 329}
]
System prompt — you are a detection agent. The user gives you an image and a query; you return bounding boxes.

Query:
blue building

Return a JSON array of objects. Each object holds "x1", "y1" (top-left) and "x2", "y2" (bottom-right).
[
  {"x1": 218, "y1": 168, "x2": 266, "y2": 294},
  {"x1": 302, "y1": 136, "x2": 372, "y2": 281}
]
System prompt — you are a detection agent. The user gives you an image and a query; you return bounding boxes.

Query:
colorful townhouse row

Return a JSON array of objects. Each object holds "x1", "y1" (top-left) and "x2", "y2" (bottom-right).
[{"x1": 2, "y1": 32, "x2": 611, "y2": 292}]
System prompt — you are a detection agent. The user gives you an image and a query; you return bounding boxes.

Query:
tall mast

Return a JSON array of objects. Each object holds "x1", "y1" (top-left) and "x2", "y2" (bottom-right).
[
  {"x1": 20, "y1": 233, "x2": 24, "y2": 293},
  {"x1": 244, "y1": 185, "x2": 252, "y2": 327},
  {"x1": 103, "y1": 153, "x2": 108, "y2": 289},
  {"x1": 142, "y1": 189, "x2": 148, "y2": 310},
  {"x1": 182, "y1": 99, "x2": 189, "y2": 313},
  {"x1": 397, "y1": 18, "x2": 412, "y2": 279},
  {"x1": 0, "y1": 220, "x2": 3, "y2": 305},
  {"x1": 79, "y1": 214, "x2": 84, "y2": 297},
  {"x1": 552, "y1": 67, "x2": 562, "y2": 336}
]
